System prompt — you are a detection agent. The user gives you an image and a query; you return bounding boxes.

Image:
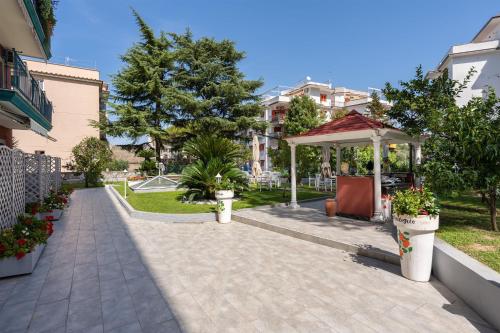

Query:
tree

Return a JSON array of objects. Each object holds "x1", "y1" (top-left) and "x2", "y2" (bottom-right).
[
  {"x1": 178, "y1": 135, "x2": 247, "y2": 199},
  {"x1": 383, "y1": 65, "x2": 471, "y2": 136},
  {"x1": 70, "y1": 137, "x2": 112, "y2": 188},
  {"x1": 137, "y1": 149, "x2": 157, "y2": 175},
  {"x1": 93, "y1": 10, "x2": 176, "y2": 164},
  {"x1": 383, "y1": 66, "x2": 499, "y2": 231},
  {"x1": 171, "y1": 31, "x2": 266, "y2": 144},
  {"x1": 366, "y1": 91, "x2": 386, "y2": 120},
  {"x1": 269, "y1": 96, "x2": 322, "y2": 178},
  {"x1": 422, "y1": 90, "x2": 499, "y2": 231}
]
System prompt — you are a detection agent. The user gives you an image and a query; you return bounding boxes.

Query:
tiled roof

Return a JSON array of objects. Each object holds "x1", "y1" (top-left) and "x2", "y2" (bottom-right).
[{"x1": 287, "y1": 110, "x2": 395, "y2": 138}]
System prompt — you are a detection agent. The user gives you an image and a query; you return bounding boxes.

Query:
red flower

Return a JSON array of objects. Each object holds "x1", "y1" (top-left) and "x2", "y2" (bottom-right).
[
  {"x1": 15, "y1": 251, "x2": 26, "y2": 260},
  {"x1": 17, "y1": 239, "x2": 27, "y2": 246},
  {"x1": 0, "y1": 244, "x2": 6, "y2": 254}
]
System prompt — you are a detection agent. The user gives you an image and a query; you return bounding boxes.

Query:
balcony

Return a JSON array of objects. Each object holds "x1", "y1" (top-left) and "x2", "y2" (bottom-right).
[
  {"x1": 0, "y1": 49, "x2": 52, "y2": 131},
  {"x1": 0, "y1": 0, "x2": 52, "y2": 59}
]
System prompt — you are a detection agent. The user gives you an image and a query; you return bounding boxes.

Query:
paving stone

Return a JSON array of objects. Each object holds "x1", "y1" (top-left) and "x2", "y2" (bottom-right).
[
  {"x1": 28, "y1": 299, "x2": 68, "y2": 333},
  {"x1": 0, "y1": 299, "x2": 37, "y2": 332},
  {"x1": 67, "y1": 297, "x2": 102, "y2": 332},
  {"x1": 102, "y1": 295, "x2": 138, "y2": 331}
]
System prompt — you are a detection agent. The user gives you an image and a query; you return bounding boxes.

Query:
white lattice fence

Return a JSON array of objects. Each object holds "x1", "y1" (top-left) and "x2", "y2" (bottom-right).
[
  {"x1": 25, "y1": 153, "x2": 41, "y2": 203},
  {"x1": 0, "y1": 147, "x2": 26, "y2": 230},
  {"x1": 49, "y1": 157, "x2": 62, "y2": 192}
]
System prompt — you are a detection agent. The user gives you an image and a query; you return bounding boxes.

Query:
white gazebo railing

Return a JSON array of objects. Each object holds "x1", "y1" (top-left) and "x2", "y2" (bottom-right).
[{"x1": 0, "y1": 146, "x2": 61, "y2": 230}]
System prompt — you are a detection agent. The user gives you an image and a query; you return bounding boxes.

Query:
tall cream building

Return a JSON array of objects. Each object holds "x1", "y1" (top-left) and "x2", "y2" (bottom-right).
[{"x1": 14, "y1": 60, "x2": 107, "y2": 168}]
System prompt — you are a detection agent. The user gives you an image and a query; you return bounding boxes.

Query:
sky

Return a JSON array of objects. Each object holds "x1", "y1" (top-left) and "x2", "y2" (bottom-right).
[{"x1": 50, "y1": 0, "x2": 499, "y2": 144}]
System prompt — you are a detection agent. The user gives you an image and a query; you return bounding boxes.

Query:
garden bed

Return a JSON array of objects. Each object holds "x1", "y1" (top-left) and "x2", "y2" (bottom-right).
[{"x1": 111, "y1": 184, "x2": 330, "y2": 214}]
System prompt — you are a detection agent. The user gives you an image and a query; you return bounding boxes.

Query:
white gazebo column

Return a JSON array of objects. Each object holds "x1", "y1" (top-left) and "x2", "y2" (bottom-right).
[
  {"x1": 414, "y1": 142, "x2": 422, "y2": 187},
  {"x1": 372, "y1": 136, "x2": 383, "y2": 222},
  {"x1": 289, "y1": 143, "x2": 299, "y2": 208},
  {"x1": 335, "y1": 144, "x2": 341, "y2": 195}
]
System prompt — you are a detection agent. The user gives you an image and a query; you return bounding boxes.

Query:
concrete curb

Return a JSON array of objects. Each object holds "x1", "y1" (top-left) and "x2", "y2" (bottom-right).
[
  {"x1": 106, "y1": 185, "x2": 216, "y2": 223},
  {"x1": 231, "y1": 213, "x2": 400, "y2": 266},
  {"x1": 432, "y1": 238, "x2": 500, "y2": 331}
]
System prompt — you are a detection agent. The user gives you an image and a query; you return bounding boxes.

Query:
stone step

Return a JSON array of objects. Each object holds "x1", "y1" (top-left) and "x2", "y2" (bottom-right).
[{"x1": 232, "y1": 213, "x2": 400, "y2": 266}]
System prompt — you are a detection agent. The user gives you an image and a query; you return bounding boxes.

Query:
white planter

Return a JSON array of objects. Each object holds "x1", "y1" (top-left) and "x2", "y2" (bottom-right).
[
  {"x1": 394, "y1": 214, "x2": 439, "y2": 282},
  {"x1": 215, "y1": 190, "x2": 234, "y2": 224},
  {"x1": 0, "y1": 243, "x2": 46, "y2": 278},
  {"x1": 39, "y1": 209, "x2": 63, "y2": 221}
]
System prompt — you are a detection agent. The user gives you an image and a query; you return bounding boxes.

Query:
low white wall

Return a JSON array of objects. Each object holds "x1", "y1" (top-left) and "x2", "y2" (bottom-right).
[{"x1": 432, "y1": 238, "x2": 500, "y2": 331}]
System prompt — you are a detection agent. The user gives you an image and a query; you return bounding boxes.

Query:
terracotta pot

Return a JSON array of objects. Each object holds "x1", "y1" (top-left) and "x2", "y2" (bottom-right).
[{"x1": 325, "y1": 199, "x2": 336, "y2": 217}]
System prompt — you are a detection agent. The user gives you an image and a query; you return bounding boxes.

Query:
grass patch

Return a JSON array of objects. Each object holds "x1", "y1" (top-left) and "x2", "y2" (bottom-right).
[
  {"x1": 437, "y1": 194, "x2": 500, "y2": 272},
  {"x1": 112, "y1": 185, "x2": 330, "y2": 214}
]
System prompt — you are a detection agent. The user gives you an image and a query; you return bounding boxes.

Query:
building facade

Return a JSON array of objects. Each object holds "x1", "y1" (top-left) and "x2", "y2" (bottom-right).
[
  {"x1": 254, "y1": 79, "x2": 390, "y2": 171},
  {"x1": 13, "y1": 61, "x2": 107, "y2": 168},
  {"x1": 0, "y1": 0, "x2": 54, "y2": 146},
  {"x1": 429, "y1": 14, "x2": 500, "y2": 106}
]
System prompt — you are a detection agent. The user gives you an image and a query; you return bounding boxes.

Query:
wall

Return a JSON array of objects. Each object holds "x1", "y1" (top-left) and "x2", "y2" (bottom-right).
[
  {"x1": 13, "y1": 62, "x2": 101, "y2": 169},
  {"x1": 448, "y1": 51, "x2": 500, "y2": 106},
  {"x1": 433, "y1": 238, "x2": 500, "y2": 331}
]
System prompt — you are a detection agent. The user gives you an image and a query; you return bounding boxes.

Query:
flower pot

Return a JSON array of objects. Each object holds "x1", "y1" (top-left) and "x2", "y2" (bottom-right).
[
  {"x1": 0, "y1": 243, "x2": 45, "y2": 278},
  {"x1": 394, "y1": 214, "x2": 439, "y2": 282},
  {"x1": 215, "y1": 190, "x2": 234, "y2": 224},
  {"x1": 39, "y1": 209, "x2": 63, "y2": 221},
  {"x1": 325, "y1": 198, "x2": 336, "y2": 217}
]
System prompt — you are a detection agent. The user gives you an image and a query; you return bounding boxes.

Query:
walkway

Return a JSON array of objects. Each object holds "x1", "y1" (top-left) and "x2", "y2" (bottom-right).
[
  {"x1": 0, "y1": 188, "x2": 495, "y2": 333},
  {"x1": 233, "y1": 200, "x2": 400, "y2": 264}
]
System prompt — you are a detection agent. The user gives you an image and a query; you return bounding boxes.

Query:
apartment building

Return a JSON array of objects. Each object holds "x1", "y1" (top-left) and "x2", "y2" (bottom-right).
[
  {"x1": 255, "y1": 79, "x2": 390, "y2": 171},
  {"x1": 0, "y1": 0, "x2": 54, "y2": 146},
  {"x1": 13, "y1": 61, "x2": 107, "y2": 168},
  {"x1": 428, "y1": 14, "x2": 500, "y2": 106}
]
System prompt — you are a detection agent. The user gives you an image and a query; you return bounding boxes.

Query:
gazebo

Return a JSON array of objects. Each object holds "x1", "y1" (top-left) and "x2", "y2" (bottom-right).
[{"x1": 284, "y1": 111, "x2": 425, "y2": 221}]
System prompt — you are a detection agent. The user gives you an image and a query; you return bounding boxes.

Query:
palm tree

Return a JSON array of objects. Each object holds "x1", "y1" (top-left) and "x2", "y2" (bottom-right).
[{"x1": 179, "y1": 135, "x2": 247, "y2": 199}]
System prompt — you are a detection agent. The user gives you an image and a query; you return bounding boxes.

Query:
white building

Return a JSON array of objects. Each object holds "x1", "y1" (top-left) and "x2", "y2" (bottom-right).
[
  {"x1": 429, "y1": 14, "x2": 500, "y2": 106},
  {"x1": 253, "y1": 79, "x2": 390, "y2": 171}
]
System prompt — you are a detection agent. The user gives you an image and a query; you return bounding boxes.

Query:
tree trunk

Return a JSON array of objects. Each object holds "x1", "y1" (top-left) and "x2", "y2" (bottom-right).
[
  {"x1": 489, "y1": 188, "x2": 498, "y2": 232},
  {"x1": 84, "y1": 173, "x2": 89, "y2": 188}
]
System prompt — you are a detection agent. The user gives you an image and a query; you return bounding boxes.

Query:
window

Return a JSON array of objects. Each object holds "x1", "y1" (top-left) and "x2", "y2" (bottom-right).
[
  {"x1": 35, "y1": 150, "x2": 45, "y2": 155},
  {"x1": 320, "y1": 94, "x2": 327, "y2": 102},
  {"x1": 273, "y1": 127, "x2": 281, "y2": 133},
  {"x1": 259, "y1": 144, "x2": 265, "y2": 151}
]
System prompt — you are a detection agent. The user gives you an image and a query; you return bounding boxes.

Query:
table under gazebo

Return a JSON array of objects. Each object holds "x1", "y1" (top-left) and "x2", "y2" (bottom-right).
[{"x1": 284, "y1": 111, "x2": 425, "y2": 221}]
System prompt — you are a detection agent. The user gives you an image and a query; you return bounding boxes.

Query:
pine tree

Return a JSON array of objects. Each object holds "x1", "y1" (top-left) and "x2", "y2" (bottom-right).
[
  {"x1": 366, "y1": 91, "x2": 386, "y2": 121},
  {"x1": 171, "y1": 31, "x2": 266, "y2": 144},
  {"x1": 92, "y1": 10, "x2": 176, "y2": 163}
]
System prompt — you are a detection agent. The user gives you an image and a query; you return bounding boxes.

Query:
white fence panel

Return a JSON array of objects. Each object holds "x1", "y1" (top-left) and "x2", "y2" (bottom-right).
[{"x1": 0, "y1": 147, "x2": 26, "y2": 230}]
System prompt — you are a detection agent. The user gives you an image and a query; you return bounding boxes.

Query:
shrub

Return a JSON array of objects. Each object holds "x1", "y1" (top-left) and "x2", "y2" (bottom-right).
[
  {"x1": 179, "y1": 135, "x2": 247, "y2": 200},
  {"x1": 107, "y1": 159, "x2": 129, "y2": 171},
  {"x1": 68, "y1": 137, "x2": 112, "y2": 187},
  {"x1": 392, "y1": 187, "x2": 440, "y2": 217}
]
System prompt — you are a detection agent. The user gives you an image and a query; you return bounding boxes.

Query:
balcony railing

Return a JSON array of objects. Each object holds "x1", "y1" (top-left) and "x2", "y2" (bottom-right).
[
  {"x1": 1, "y1": 49, "x2": 52, "y2": 124},
  {"x1": 271, "y1": 115, "x2": 285, "y2": 124}
]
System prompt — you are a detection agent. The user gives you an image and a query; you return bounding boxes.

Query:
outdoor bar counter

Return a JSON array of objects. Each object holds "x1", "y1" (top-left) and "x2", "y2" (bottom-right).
[{"x1": 336, "y1": 176, "x2": 374, "y2": 218}]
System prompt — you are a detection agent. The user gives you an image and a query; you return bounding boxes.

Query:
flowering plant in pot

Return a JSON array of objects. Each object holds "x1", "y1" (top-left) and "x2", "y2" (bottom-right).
[
  {"x1": 0, "y1": 214, "x2": 53, "y2": 277},
  {"x1": 215, "y1": 179, "x2": 235, "y2": 224},
  {"x1": 39, "y1": 191, "x2": 66, "y2": 221},
  {"x1": 392, "y1": 187, "x2": 440, "y2": 282}
]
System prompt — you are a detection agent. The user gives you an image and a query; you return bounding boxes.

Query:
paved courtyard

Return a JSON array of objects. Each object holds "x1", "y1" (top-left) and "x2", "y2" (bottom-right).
[{"x1": 0, "y1": 188, "x2": 495, "y2": 333}]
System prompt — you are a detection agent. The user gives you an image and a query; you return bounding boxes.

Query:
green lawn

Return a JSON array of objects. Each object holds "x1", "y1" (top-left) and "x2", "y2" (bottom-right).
[
  {"x1": 112, "y1": 185, "x2": 330, "y2": 214},
  {"x1": 437, "y1": 194, "x2": 500, "y2": 272}
]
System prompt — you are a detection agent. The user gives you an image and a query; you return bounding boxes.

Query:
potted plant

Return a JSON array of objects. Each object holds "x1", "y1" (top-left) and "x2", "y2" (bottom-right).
[
  {"x1": 0, "y1": 214, "x2": 54, "y2": 278},
  {"x1": 39, "y1": 191, "x2": 66, "y2": 221},
  {"x1": 215, "y1": 179, "x2": 235, "y2": 224},
  {"x1": 392, "y1": 187, "x2": 440, "y2": 282}
]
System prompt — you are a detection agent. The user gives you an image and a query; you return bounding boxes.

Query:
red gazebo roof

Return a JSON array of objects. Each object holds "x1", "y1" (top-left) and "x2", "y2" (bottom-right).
[{"x1": 286, "y1": 110, "x2": 395, "y2": 139}]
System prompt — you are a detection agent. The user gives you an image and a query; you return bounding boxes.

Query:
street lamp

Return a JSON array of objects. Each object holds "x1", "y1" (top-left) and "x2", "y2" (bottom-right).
[
  {"x1": 215, "y1": 173, "x2": 222, "y2": 184},
  {"x1": 123, "y1": 169, "x2": 128, "y2": 199}
]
